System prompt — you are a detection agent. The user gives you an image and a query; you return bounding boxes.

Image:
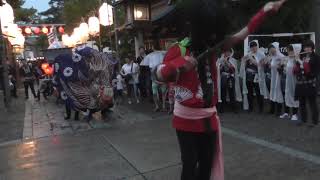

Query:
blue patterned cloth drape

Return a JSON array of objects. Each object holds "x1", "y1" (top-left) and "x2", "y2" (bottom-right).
[{"x1": 53, "y1": 47, "x2": 117, "y2": 111}]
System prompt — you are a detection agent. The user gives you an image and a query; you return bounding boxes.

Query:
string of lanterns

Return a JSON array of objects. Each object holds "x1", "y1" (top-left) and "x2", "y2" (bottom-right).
[
  {"x1": 21, "y1": 26, "x2": 65, "y2": 36},
  {"x1": 62, "y1": 3, "x2": 114, "y2": 47},
  {"x1": 1, "y1": 1, "x2": 113, "y2": 50}
]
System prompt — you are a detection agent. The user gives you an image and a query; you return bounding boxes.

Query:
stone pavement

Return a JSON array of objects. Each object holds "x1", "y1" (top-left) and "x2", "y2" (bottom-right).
[
  {"x1": 220, "y1": 110, "x2": 320, "y2": 156},
  {"x1": 0, "y1": 91, "x2": 25, "y2": 144},
  {"x1": 22, "y1": 97, "x2": 90, "y2": 140},
  {"x1": 0, "y1": 98, "x2": 319, "y2": 179}
]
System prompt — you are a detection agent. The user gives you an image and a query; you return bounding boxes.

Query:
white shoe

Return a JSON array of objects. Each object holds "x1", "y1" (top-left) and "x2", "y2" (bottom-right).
[
  {"x1": 291, "y1": 114, "x2": 299, "y2": 121},
  {"x1": 128, "y1": 100, "x2": 132, "y2": 105},
  {"x1": 279, "y1": 113, "x2": 289, "y2": 119},
  {"x1": 136, "y1": 100, "x2": 140, "y2": 104}
]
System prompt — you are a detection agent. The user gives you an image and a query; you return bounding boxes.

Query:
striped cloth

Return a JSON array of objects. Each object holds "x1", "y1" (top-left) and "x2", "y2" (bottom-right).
[{"x1": 47, "y1": 27, "x2": 58, "y2": 45}]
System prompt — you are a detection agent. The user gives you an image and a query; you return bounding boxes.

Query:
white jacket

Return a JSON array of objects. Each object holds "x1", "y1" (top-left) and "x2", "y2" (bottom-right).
[
  {"x1": 284, "y1": 44, "x2": 301, "y2": 108},
  {"x1": 269, "y1": 42, "x2": 285, "y2": 103}
]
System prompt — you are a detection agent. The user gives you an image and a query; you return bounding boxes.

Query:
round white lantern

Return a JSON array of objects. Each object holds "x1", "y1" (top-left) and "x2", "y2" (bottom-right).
[
  {"x1": 80, "y1": 34, "x2": 89, "y2": 44},
  {"x1": 62, "y1": 34, "x2": 72, "y2": 47},
  {"x1": 88, "y1": 16, "x2": 100, "y2": 36},
  {"x1": 72, "y1": 27, "x2": 81, "y2": 43},
  {"x1": 0, "y1": 1, "x2": 14, "y2": 31},
  {"x1": 12, "y1": 32, "x2": 25, "y2": 48},
  {"x1": 79, "y1": 22, "x2": 89, "y2": 43},
  {"x1": 73, "y1": 27, "x2": 81, "y2": 37},
  {"x1": 79, "y1": 23, "x2": 89, "y2": 36},
  {"x1": 99, "y1": 3, "x2": 114, "y2": 26},
  {"x1": 5, "y1": 23, "x2": 19, "y2": 44}
]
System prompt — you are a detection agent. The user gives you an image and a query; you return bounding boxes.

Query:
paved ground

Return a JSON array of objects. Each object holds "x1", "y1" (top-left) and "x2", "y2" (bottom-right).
[
  {"x1": 220, "y1": 110, "x2": 320, "y2": 156},
  {"x1": 0, "y1": 97, "x2": 319, "y2": 180},
  {"x1": 0, "y1": 91, "x2": 25, "y2": 144}
]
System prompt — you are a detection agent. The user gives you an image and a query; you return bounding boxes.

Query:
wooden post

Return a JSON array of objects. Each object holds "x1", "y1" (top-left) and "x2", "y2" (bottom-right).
[{"x1": 135, "y1": 31, "x2": 143, "y2": 59}]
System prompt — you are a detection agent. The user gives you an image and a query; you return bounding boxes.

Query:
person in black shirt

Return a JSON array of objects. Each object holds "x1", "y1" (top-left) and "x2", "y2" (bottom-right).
[
  {"x1": 240, "y1": 41, "x2": 267, "y2": 113},
  {"x1": 136, "y1": 47, "x2": 148, "y2": 98},
  {"x1": 19, "y1": 60, "x2": 37, "y2": 99},
  {"x1": 294, "y1": 40, "x2": 320, "y2": 127}
]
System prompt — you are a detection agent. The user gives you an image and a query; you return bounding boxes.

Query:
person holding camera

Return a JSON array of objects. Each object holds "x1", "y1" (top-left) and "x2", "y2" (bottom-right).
[
  {"x1": 217, "y1": 48, "x2": 241, "y2": 113},
  {"x1": 121, "y1": 57, "x2": 140, "y2": 104},
  {"x1": 240, "y1": 40, "x2": 268, "y2": 113}
]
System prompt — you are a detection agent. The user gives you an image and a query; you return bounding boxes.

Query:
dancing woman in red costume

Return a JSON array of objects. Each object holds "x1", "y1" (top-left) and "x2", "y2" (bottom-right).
[{"x1": 154, "y1": 1, "x2": 286, "y2": 180}]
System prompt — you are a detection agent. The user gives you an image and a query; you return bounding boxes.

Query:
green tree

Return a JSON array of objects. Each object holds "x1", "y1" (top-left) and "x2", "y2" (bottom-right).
[
  {"x1": 39, "y1": 0, "x2": 64, "y2": 23},
  {"x1": 7, "y1": 0, "x2": 39, "y2": 23},
  {"x1": 62, "y1": 0, "x2": 125, "y2": 51},
  {"x1": 232, "y1": 0, "x2": 313, "y2": 33},
  {"x1": 175, "y1": 0, "x2": 312, "y2": 35},
  {"x1": 63, "y1": 0, "x2": 100, "y2": 32}
]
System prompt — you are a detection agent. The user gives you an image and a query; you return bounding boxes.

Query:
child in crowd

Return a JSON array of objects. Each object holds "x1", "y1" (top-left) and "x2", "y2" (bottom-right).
[{"x1": 112, "y1": 72, "x2": 124, "y2": 105}]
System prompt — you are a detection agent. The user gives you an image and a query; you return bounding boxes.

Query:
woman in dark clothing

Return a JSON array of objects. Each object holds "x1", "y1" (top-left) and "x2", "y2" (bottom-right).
[{"x1": 294, "y1": 40, "x2": 320, "y2": 127}]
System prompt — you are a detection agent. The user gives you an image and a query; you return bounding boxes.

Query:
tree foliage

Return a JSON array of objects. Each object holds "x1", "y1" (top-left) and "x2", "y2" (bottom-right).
[
  {"x1": 63, "y1": 0, "x2": 100, "y2": 32},
  {"x1": 7, "y1": 0, "x2": 39, "y2": 23},
  {"x1": 175, "y1": 0, "x2": 313, "y2": 35},
  {"x1": 232, "y1": 0, "x2": 313, "y2": 33},
  {"x1": 39, "y1": 0, "x2": 64, "y2": 23}
]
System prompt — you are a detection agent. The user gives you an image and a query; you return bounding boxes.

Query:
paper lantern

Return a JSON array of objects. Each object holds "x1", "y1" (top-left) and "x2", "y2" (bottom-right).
[
  {"x1": 0, "y1": 1, "x2": 14, "y2": 31},
  {"x1": 62, "y1": 34, "x2": 69, "y2": 46},
  {"x1": 73, "y1": 27, "x2": 81, "y2": 40},
  {"x1": 135, "y1": 10, "x2": 143, "y2": 19},
  {"x1": 79, "y1": 23, "x2": 89, "y2": 43},
  {"x1": 99, "y1": 3, "x2": 114, "y2": 26},
  {"x1": 62, "y1": 34, "x2": 75, "y2": 47},
  {"x1": 79, "y1": 23, "x2": 89, "y2": 36},
  {"x1": 14, "y1": 33, "x2": 25, "y2": 47},
  {"x1": 9, "y1": 29, "x2": 25, "y2": 49},
  {"x1": 70, "y1": 34, "x2": 78, "y2": 46},
  {"x1": 62, "y1": 34, "x2": 71, "y2": 47},
  {"x1": 58, "y1": 26, "x2": 64, "y2": 34},
  {"x1": 4, "y1": 23, "x2": 20, "y2": 44},
  {"x1": 33, "y1": 27, "x2": 40, "y2": 34},
  {"x1": 88, "y1": 16, "x2": 100, "y2": 36},
  {"x1": 42, "y1": 27, "x2": 49, "y2": 34},
  {"x1": 24, "y1": 27, "x2": 32, "y2": 34},
  {"x1": 133, "y1": 4, "x2": 150, "y2": 21},
  {"x1": 69, "y1": 27, "x2": 82, "y2": 45}
]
